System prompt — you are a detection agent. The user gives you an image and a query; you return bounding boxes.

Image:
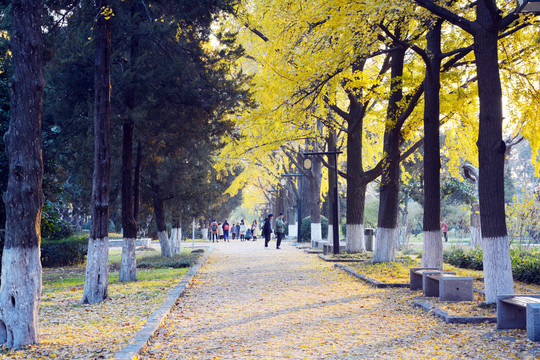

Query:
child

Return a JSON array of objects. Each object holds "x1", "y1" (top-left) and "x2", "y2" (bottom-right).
[{"x1": 245, "y1": 228, "x2": 252, "y2": 241}]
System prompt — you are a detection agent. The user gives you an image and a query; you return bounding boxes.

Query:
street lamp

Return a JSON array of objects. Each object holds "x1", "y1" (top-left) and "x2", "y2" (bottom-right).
[
  {"x1": 303, "y1": 149, "x2": 343, "y2": 255},
  {"x1": 517, "y1": 0, "x2": 540, "y2": 12}
]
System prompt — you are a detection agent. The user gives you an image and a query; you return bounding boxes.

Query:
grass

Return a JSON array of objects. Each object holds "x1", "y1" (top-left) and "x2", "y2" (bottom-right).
[{"x1": 1, "y1": 247, "x2": 205, "y2": 360}]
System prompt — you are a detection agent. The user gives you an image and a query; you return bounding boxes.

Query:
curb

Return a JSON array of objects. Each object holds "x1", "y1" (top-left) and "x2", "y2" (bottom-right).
[
  {"x1": 113, "y1": 246, "x2": 214, "y2": 360},
  {"x1": 317, "y1": 254, "x2": 369, "y2": 263},
  {"x1": 412, "y1": 299, "x2": 497, "y2": 324},
  {"x1": 334, "y1": 264, "x2": 409, "y2": 288}
]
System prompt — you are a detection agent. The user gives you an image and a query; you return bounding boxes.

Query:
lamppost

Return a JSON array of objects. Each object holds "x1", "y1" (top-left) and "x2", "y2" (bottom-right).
[{"x1": 303, "y1": 149, "x2": 343, "y2": 254}]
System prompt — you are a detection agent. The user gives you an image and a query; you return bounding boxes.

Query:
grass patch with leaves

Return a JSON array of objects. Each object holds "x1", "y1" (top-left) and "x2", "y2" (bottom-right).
[{"x1": 0, "y1": 248, "x2": 204, "y2": 360}]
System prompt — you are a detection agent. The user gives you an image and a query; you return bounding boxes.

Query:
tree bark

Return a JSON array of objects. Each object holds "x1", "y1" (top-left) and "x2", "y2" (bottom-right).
[
  {"x1": 0, "y1": 0, "x2": 44, "y2": 348},
  {"x1": 474, "y1": 2, "x2": 513, "y2": 302},
  {"x1": 82, "y1": 1, "x2": 111, "y2": 305},
  {"x1": 119, "y1": 17, "x2": 139, "y2": 282},
  {"x1": 133, "y1": 141, "x2": 142, "y2": 222},
  {"x1": 421, "y1": 20, "x2": 443, "y2": 269},
  {"x1": 373, "y1": 42, "x2": 405, "y2": 263},
  {"x1": 346, "y1": 102, "x2": 367, "y2": 253},
  {"x1": 170, "y1": 218, "x2": 181, "y2": 254},
  {"x1": 308, "y1": 155, "x2": 322, "y2": 245},
  {"x1": 327, "y1": 129, "x2": 337, "y2": 244},
  {"x1": 152, "y1": 181, "x2": 172, "y2": 257}
]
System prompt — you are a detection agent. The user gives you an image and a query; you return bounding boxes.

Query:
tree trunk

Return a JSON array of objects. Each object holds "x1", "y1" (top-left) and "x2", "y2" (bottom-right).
[
  {"x1": 474, "y1": 4, "x2": 513, "y2": 302},
  {"x1": 346, "y1": 104, "x2": 367, "y2": 253},
  {"x1": 133, "y1": 141, "x2": 142, "y2": 222},
  {"x1": 308, "y1": 156, "x2": 322, "y2": 246},
  {"x1": 327, "y1": 129, "x2": 337, "y2": 244},
  {"x1": 373, "y1": 43, "x2": 405, "y2": 263},
  {"x1": 82, "y1": 2, "x2": 112, "y2": 304},
  {"x1": 421, "y1": 20, "x2": 443, "y2": 269},
  {"x1": 152, "y1": 182, "x2": 172, "y2": 257},
  {"x1": 470, "y1": 203, "x2": 482, "y2": 247},
  {"x1": 119, "y1": 118, "x2": 137, "y2": 282},
  {"x1": 170, "y1": 218, "x2": 181, "y2": 254},
  {"x1": 0, "y1": 0, "x2": 44, "y2": 348}
]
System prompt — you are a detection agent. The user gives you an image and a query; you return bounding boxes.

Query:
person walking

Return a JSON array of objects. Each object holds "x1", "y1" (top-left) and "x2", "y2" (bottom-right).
[
  {"x1": 251, "y1": 220, "x2": 258, "y2": 241},
  {"x1": 210, "y1": 220, "x2": 219, "y2": 242},
  {"x1": 235, "y1": 222, "x2": 241, "y2": 241},
  {"x1": 442, "y1": 221, "x2": 448, "y2": 242},
  {"x1": 262, "y1": 214, "x2": 273, "y2": 248},
  {"x1": 275, "y1": 213, "x2": 286, "y2": 249},
  {"x1": 222, "y1": 220, "x2": 230, "y2": 242},
  {"x1": 231, "y1": 221, "x2": 237, "y2": 240},
  {"x1": 239, "y1": 220, "x2": 247, "y2": 241}
]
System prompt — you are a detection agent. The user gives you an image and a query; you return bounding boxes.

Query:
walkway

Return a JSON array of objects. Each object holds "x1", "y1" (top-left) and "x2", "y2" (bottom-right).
[{"x1": 140, "y1": 241, "x2": 540, "y2": 360}]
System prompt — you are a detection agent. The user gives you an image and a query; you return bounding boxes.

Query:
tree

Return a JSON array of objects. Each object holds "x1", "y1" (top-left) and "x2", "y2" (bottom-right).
[
  {"x1": 81, "y1": 1, "x2": 112, "y2": 304},
  {"x1": 414, "y1": 0, "x2": 524, "y2": 302},
  {"x1": 0, "y1": 0, "x2": 44, "y2": 347}
]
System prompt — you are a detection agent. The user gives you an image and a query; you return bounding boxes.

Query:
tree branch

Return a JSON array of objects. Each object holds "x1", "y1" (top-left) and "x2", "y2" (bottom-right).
[{"x1": 414, "y1": 0, "x2": 476, "y2": 34}]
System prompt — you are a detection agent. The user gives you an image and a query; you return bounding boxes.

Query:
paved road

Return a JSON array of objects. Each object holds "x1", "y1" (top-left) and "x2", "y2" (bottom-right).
[{"x1": 140, "y1": 241, "x2": 540, "y2": 360}]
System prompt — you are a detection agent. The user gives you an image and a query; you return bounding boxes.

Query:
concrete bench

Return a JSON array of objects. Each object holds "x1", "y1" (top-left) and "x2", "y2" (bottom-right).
[
  {"x1": 409, "y1": 268, "x2": 440, "y2": 290},
  {"x1": 322, "y1": 242, "x2": 346, "y2": 255},
  {"x1": 497, "y1": 295, "x2": 540, "y2": 342},
  {"x1": 436, "y1": 275, "x2": 474, "y2": 301},
  {"x1": 422, "y1": 271, "x2": 457, "y2": 297}
]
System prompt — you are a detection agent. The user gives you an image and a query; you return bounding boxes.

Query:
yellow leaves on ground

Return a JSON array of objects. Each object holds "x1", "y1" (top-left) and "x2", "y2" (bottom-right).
[
  {"x1": 0, "y1": 257, "x2": 190, "y2": 360},
  {"x1": 140, "y1": 242, "x2": 540, "y2": 359}
]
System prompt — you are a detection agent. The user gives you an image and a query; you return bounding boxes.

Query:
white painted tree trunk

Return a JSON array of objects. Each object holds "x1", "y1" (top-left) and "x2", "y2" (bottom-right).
[
  {"x1": 482, "y1": 235, "x2": 514, "y2": 303},
  {"x1": 82, "y1": 237, "x2": 109, "y2": 304},
  {"x1": 327, "y1": 224, "x2": 333, "y2": 243},
  {"x1": 421, "y1": 230, "x2": 443, "y2": 269},
  {"x1": 171, "y1": 227, "x2": 182, "y2": 255},
  {"x1": 397, "y1": 225, "x2": 408, "y2": 249},
  {"x1": 119, "y1": 238, "x2": 137, "y2": 282},
  {"x1": 346, "y1": 223, "x2": 365, "y2": 252},
  {"x1": 288, "y1": 224, "x2": 297, "y2": 240},
  {"x1": 202, "y1": 228, "x2": 208, "y2": 241},
  {"x1": 0, "y1": 247, "x2": 41, "y2": 348},
  {"x1": 311, "y1": 222, "x2": 322, "y2": 247},
  {"x1": 471, "y1": 226, "x2": 482, "y2": 247},
  {"x1": 373, "y1": 228, "x2": 396, "y2": 262},
  {"x1": 158, "y1": 231, "x2": 172, "y2": 257}
]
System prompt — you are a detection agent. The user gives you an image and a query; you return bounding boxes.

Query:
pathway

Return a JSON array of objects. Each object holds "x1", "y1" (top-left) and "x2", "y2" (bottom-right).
[{"x1": 140, "y1": 241, "x2": 540, "y2": 360}]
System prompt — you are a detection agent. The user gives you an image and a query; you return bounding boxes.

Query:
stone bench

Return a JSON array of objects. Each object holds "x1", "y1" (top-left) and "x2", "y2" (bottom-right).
[
  {"x1": 322, "y1": 242, "x2": 346, "y2": 255},
  {"x1": 409, "y1": 267, "x2": 440, "y2": 290},
  {"x1": 422, "y1": 271, "x2": 457, "y2": 298},
  {"x1": 497, "y1": 295, "x2": 540, "y2": 342},
  {"x1": 430, "y1": 274, "x2": 474, "y2": 301}
]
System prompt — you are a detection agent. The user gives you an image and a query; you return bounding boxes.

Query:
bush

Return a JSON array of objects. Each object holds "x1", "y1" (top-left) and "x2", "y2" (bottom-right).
[
  {"x1": 137, "y1": 252, "x2": 201, "y2": 269},
  {"x1": 300, "y1": 216, "x2": 328, "y2": 242},
  {"x1": 41, "y1": 201, "x2": 74, "y2": 240},
  {"x1": 443, "y1": 246, "x2": 540, "y2": 285},
  {"x1": 41, "y1": 234, "x2": 88, "y2": 267}
]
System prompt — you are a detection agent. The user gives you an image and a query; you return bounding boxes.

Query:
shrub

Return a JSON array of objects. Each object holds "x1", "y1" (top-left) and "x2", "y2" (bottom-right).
[
  {"x1": 443, "y1": 246, "x2": 540, "y2": 285},
  {"x1": 300, "y1": 216, "x2": 328, "y2": 242},
  {"x1": 41, "y1": 234, "x2": 88, "y2": 267},
  {"x1": 41, "y1": 201, "x2": 74, "y2": 240},
  {"x1": 137, "y1": 252, "x2": 201, "y2": 269}
]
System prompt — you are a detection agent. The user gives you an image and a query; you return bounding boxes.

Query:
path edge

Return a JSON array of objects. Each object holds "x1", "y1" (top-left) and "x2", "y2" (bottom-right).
[{"x1": 113, "y1": 246, "x2": 214, "y2": 360}]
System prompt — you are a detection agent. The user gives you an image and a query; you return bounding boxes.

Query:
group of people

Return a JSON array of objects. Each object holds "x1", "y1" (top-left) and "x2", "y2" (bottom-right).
[
  {"x1": 209, "y1": 219, "x2": 260, "y2": 243},
  {"x1": 208, "y1": 213, "x2": 287, "y2": 249}
]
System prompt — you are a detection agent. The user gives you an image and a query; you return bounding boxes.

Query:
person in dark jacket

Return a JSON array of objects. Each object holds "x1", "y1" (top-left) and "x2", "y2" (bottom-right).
[{"x1": 262, "y1": 214, "x2": 273, "y2": 248}]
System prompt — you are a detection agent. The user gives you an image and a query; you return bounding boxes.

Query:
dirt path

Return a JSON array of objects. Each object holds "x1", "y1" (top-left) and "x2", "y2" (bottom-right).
[{"x1": 140, "y1": 241, "x2": 540, "y2": 360}]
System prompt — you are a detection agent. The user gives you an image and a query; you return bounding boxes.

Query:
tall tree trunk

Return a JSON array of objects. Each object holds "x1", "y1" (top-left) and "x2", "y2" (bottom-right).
[
  {"x1": 308, "y1": 156, "x2": 322, "y2": 246},
  {"x1": 119, "y1": 16, "x2": 139, "y2": 282},
  {"x1": 327, "y1": 129, "x2": 337, "y2": 244},
  {"x1": 346, "y1": 105, "x2": 367, "y2": 252},
  {"x1": 133, "y1": 141, "x2": 142, "y2": 222},
  {"x1": 0, "y1": 0, "x2": 44, "y2": 348},
  {"x1": 119, "y1": 118, "x2": 136, "y2": 281},
  {"x1": 82, "y1": 2, "x2": 112, "y2": 304},
  {"x1": 421, "y1": 20, "x2": 443, "y2": 269},
  {"x1": 474, "y1": 2, "x2": 513, "y2": 302},
  {"x1": 373, "y1": 43, "x2": 405, "y2": 263},
  {"x1": 152, "y1": 181, "x2": 172, "y2": 257}
]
